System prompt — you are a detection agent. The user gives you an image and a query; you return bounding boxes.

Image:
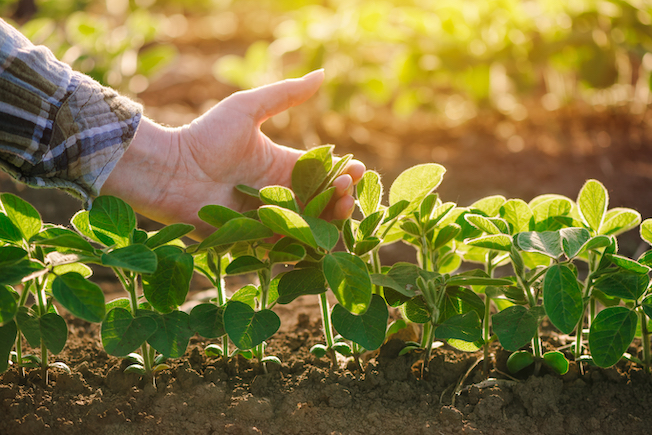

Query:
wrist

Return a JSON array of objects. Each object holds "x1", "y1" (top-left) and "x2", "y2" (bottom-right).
[{"x1": 102, "y1": 117, "x2": 180, "y2": 218}]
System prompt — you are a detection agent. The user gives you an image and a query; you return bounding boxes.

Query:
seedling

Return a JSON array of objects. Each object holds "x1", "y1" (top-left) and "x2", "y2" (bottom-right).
[{"x1": 68, "y1": 196, "x2": 194, "y2": 383}]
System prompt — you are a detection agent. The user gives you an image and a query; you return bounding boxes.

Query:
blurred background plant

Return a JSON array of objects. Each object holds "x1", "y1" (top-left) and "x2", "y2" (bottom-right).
[{"x1": 2, "y1": 0, "x2": 651, "y2": 123}]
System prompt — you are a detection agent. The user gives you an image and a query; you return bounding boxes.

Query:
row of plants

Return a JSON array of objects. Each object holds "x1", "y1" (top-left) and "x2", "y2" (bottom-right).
[
  {"x1": 6, "y1": 0, "x2": 652, "y2": 120},
  {"x1": 1, "y1": 145, "x2": 651, "y2": 385},
  {"x1": 215, "y1": 0, "x2": 652, "y2": 118}
]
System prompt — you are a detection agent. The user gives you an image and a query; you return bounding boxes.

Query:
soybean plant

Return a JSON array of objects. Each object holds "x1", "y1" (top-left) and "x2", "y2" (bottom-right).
[{"x1": 70, "y1": 196, "x2": 195, "y2": 381}]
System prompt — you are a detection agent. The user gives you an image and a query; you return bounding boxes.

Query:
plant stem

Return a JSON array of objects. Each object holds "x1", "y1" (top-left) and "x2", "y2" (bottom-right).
[
  {"x1": 370, "y1": 249, "x2": 382, "y2": 295},
  {"x1": 319, "y1": 292, "x2": 337, "y2": 367},
  {"x1": 15, "y1": 282, "x2": 32, "y2": 374},
  {"x1": 210, "y1": 250, "x2": 229, "y2": 357},
  {"x1": 483, "y1": 295, "x2": 491, "y2": 375},
  {"x1": 639, "y1": 308, "x2": 650, "y2": 373},
  {"x1": 483, "y1": 254, "x2": 496, "y2": 375},
  {"x1": 422, "y1": 321, "x2": 436, "y2": 376},
  {"x1": 532, "y1": 326, "x2": 543, "y2": 375},
  {"x1": 257, "y1": 267, "x2": 272, "y2": 370},
  {"x1": 35, "y1": 279, "x2": 48, "y2": 383}
]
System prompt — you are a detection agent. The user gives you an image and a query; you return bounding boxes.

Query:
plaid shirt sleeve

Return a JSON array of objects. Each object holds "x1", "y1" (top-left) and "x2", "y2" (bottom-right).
[{"x1": 0, "y1": 18, "x2": 142, "y2": 208}]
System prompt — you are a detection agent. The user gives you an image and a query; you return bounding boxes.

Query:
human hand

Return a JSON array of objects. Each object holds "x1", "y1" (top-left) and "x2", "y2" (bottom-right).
[{"x1": 103, "y1": 70, "x2": 365, "y2": 240}]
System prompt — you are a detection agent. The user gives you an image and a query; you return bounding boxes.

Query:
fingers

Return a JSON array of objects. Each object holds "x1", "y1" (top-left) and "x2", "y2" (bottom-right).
[
  {"x1": 233, "y1": 69, "x2": 325, "y2": 125},
  {"x1": 332, "y1": 194, "x2": 356, "y2": 221},
  {"x1": 327, "y1": 159, "x2": 367, "y2": 220},
  {"x1": 342, "y1": 159, "x2": 366, "y2": 184}
]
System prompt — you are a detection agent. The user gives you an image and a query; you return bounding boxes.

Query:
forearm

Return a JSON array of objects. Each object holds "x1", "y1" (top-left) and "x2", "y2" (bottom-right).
[{"x1": 102, "y1": 117, "x2": 182, "y2": 222}]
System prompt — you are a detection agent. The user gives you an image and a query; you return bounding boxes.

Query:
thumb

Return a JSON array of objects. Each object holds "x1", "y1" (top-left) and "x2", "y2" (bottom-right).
[{"x1": 232, "y1": 69, "x2": 325, "y2": 125}]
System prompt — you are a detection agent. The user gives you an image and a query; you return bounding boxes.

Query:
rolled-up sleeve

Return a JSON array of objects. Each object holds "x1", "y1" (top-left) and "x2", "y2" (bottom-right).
[{"x1": 0, "y1": 18, "x2": 142, "y2": 208}]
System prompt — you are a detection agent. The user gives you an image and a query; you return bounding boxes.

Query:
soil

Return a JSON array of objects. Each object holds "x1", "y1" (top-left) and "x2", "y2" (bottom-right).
[{"x1": 3, "y1": 15, "x2": 652, "y2": 435}]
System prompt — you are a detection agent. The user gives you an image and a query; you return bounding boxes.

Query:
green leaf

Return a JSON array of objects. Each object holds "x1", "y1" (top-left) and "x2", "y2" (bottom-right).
[
  {"x1": 106, "y1": 297, "x2": 131, "y2": 312},
  {"x1": 304, "y1": 216, "x2": 339, "y2": 252},
  {"x1": 197, "y1": 217, "x2": 273, "y2": 251},
  {"x1": 142, "y1": 246, "x2": 193, "y2": 313},
  {"x1": 470, "y1": 195, "x2": 506, "y2": 217},
  {"x1": 16, "y1": 308, "x2": 67, "y2": 354},
  {"x1": 0, "y1": 259, "x2": 46, "y2": 285},
  {"x1": 389, "y1": 163, "x2": 446, "y2": 208},
  {"x1": 318, "y1": 154, "x2": 353, "y2": 195},
  {"x1": 230, "y1": 284, "x2": 259, "y2": 309},
  {"x1": 354, "y1": 237, "x2": 381, "y2": 256},
  {"x1": 370, "y1": 262, "x2": 419, "y2": 297},
  {"x1": 1, "y1": 193, "x2": 41, "y2": 241},
  {"x1": 440, "y1": 286, "x2": 486, "y2": 322},
  {"x1": 420, "y1": 194, "x2": 438, "y2": 225},
  {"x1": 383, "y1": 200, "x2": 410, "y2": 223},
  {"x1": 0, "y1": 213, "x2": 24, "y2": 243},
  {"x1": 101, "y1": 244, "x2": 158, "y2": 274},
  {"x1": 145, "y1": 223, "x2": 194, "y2": 249},
  {"x1": 433, "y1": 223, "x2": 461, "y2": 250},
  {"x1": 0, "y1": 285, "x2": 17, "y2": 325},
  {"x1": 310, "y1": 344, "x2": 328, "y2": 358},
  {"x1": 606, "y1": 254, "x2": 651, "y2": 275},
  {"x1": 0, "y1": 320, "x2": 16, "y2": 373},
  {"x1": 52, "y1": 272, "x2": 105, "y2": 323},
  {"x1": 147, "y1": 311, "x2": 193, "y2": 358},
  {"x1": 543, "y1": 351, "x2": 569, "y2": 375},
  {"x1": 303, "y1": 187, "x2": 335, "y2": 218},
  {"x1": 446, "y1": 273, "x2": 512, "y2": 288},
  {"x1": 577, "y1": 179, "x2": 608, "y2": 234},
  {"x1": 0, "y1": 246, "x2": 27, "y2": 267},
  {"x1": 198, "y1": 205, "x2": 244, "y2": 228},
  {"x1": 331, "y1": 294, "x2": 388, "y2": 350},
  {"x1": 530, "y1": 195, "x2": 573, "y2": 231},
  {"x1": 500, "y1": 199, "x2": 534, "y2": 234},
  {"x1": 258, "y1": 206, "x2": 317, "y2": 249},
  {"x1": 543, "y1": 265, "x2": 583, "y2": 334},
  {"x1": 358, "y1": 211, "x2": 385, "y2": 240},
  {"x1": 291, "y1": 145, "x2": 334, "y2": 204},
  {"x1": 88, "y1": 196, "x2": 136, "y2": 248},
  {"x1": 559, "y1": 227, "x2": 591, "y2": 259},
  {"x1": 357, "y1": 170, "x2": 383, "y2": 217},
  {"x1": 642, "y1": 219, "x2": 652, "y2": 245},
  {"x1": 190, "y1": 304, "x2": 225, "y2": 338},
  {"x1": 594, "y1": 271, "x2": 650, "y2": 301},
  {"x1": 268, "y1": 240, "x2": 306, "y2": 264},
  {"x1": 235, "y1": 184, "x2": 260, "y2": 198},
  {"x1": 516, "y1": 231, "x2": 562, "y2": 258},
  {"x1": 225, "y1": 255, "x2": 267, "y2": 275},
  {"x1": 401, "y1": 296, "x2": 430, "y2": 323},
  {"x1": 71, "y1": 210, "x2": 101, "y2": 243},
  {"x1": 465, "y1": 234, "x2": 512, "y2": 251},
  {"x1": 101, "y1": 308, "x2": 157, "y2": 357},
  {"x1": 642, "y1": 295, "x2": 652, "y2": 319},
  {"x1": 434, "y1": 311, "x2": 482, "y2": 342},
  {"x1": 464, "y1": 214, "x2": 501, "y2": 235},
  {"x1": 133, "y1": 229, "x2": 148, "y2": 245},
  {"x1": 260, "y1": 186, "x2": 300, "y2": 213},
  {"x1": 32, "y1": 229, "x2": 96, "y2": 254},
  {"x1": 600, "y1": 208, "x2": 641, "y2": 237},
  {"x1": 223, "y1": 301, "x2": 280, "y2": 350},
  {"x1": 492, "y1": 305, "x2": 538, "y2": 352},
  {"x1": 589, "y1": 306, "x2": 637, "y2": 368},
  {"x1": 277, "y1": 267, "x2": 327, "y2": 304},
  {"x1": 506, "y1": 350, "x2": 535, "y2": 373},
  {"x1": 323, "y1": 252, "x2": 372, "y2": 315},
  {"x1": 639, "y1": 250, "x2": 652, "y2": 268}
]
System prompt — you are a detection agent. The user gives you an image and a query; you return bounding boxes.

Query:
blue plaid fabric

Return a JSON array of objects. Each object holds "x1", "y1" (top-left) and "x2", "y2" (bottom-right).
[{"x1": 0, "y1": 18, "x2": 142, "y2": 208}]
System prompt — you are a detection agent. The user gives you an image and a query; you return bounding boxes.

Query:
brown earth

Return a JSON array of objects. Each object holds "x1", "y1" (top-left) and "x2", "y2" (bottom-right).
[{"x1": 2, "y1": 23, "x2": 652, "y2": 435}]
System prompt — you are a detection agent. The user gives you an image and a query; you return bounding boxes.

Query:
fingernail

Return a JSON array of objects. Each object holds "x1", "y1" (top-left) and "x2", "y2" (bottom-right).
[{"x1": 304, "y1": 69, "x2": 325, "y2": 78}]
